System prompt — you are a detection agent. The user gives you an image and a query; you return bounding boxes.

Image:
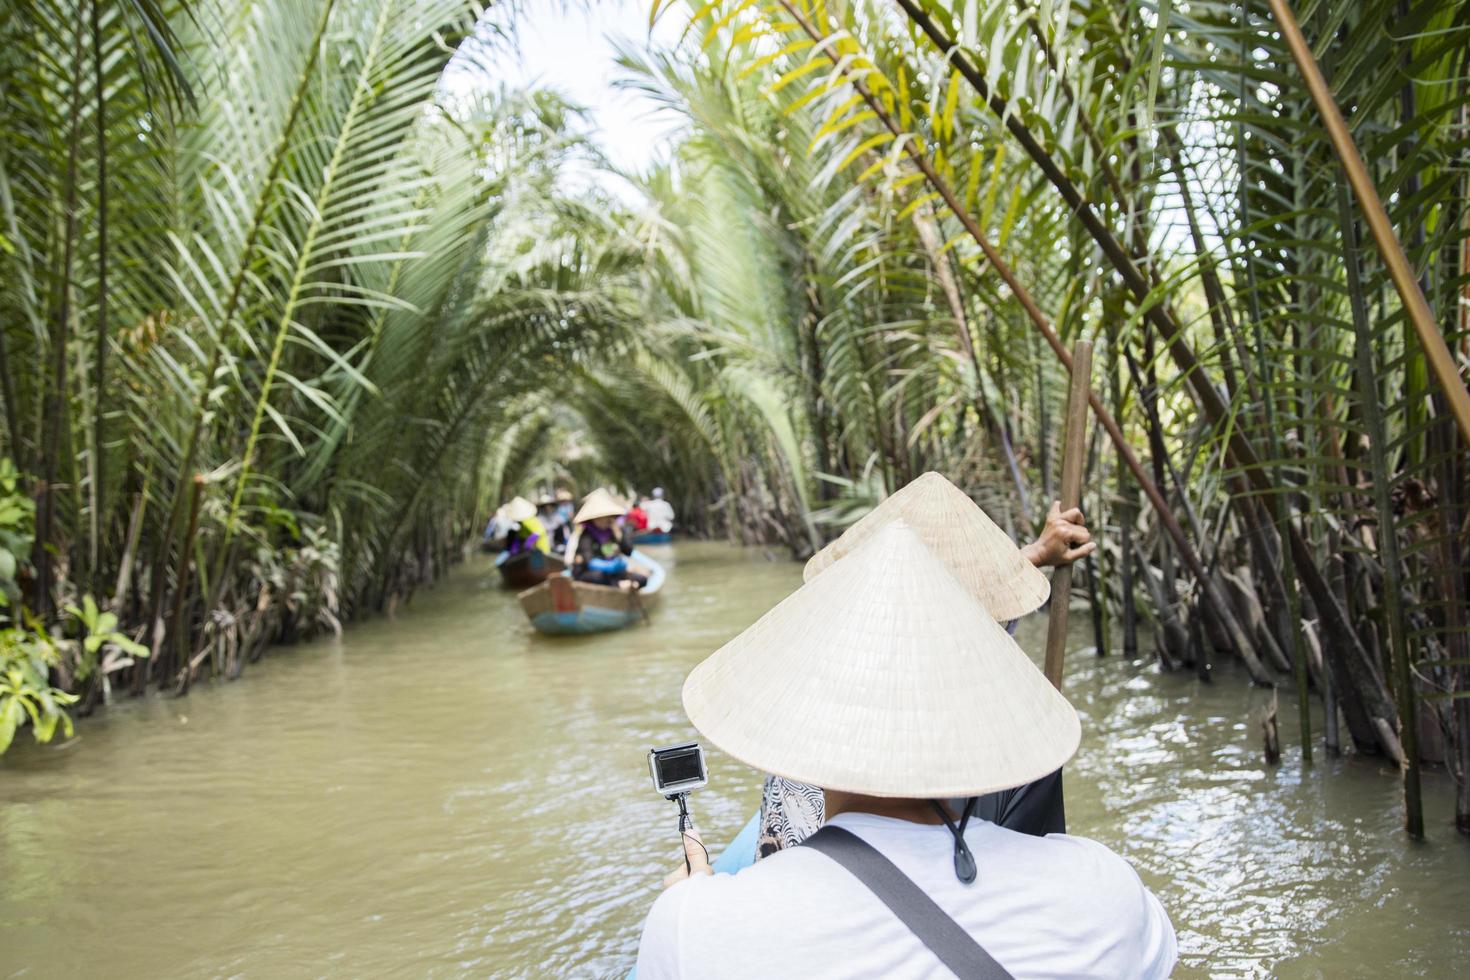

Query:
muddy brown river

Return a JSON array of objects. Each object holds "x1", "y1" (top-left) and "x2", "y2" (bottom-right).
[{"x1": 3, "y1": 541, "x2": 1468, "y2": 977}]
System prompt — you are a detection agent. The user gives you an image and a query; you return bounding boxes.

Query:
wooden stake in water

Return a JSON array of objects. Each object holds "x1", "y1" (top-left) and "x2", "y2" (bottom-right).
[{"x1": 1044, "y1": 340, "x2": 1093, "y2": 690}]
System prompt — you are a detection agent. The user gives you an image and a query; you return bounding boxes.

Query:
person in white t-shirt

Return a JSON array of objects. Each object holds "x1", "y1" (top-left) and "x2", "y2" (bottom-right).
[
  {"x1": 635, "y1": 520, "x2": 1176, "y2": 980},
  {"x1": 642, "y1": 487, "x2": 676, "y2": 534}
]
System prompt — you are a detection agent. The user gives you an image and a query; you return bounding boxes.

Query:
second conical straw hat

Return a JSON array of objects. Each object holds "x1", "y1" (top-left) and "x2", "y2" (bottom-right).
[
  {"x1": 804, "y1": 471, "x2": 1048, "y2": 621},
  {"x1": 684, "y1": 521, "x2": 1080, "y2": 798},
  {"x1": 574, "y1": 487, "x2": 627, "y2": 524},
  {"x1": 504, "y1": 496, "x2": 537, "y2": 523}
]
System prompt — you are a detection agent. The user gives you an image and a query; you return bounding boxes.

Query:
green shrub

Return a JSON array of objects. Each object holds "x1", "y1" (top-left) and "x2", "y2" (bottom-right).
[{"x1": 0, "y1": 619, "x2": 78, "y2": 755}]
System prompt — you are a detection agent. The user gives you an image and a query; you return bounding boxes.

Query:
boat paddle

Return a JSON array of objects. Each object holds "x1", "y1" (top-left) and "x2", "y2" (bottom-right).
[{"x1": 1043, "y1": 339, "x2": 1093, "y2": 691}]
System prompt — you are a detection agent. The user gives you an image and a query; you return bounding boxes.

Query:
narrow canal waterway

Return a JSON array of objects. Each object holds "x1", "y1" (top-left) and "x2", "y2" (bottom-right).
[{"x1": 3, "y1": 541, "x2": 1468, "y2": 978}]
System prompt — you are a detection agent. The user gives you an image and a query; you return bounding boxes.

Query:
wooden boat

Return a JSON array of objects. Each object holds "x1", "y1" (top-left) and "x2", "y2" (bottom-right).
[
  {"x1": 517, "y1": 550, "x2": 666, "y2": 634},
  {"x1": 634, "y1": 529, "x2": 672, "y2": 545},
  {"x1": 494, "y1": 548, "x2": 565, "y2": 589}
]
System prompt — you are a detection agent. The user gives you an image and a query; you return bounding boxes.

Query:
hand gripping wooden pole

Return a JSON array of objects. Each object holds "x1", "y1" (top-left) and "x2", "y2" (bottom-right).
[{"x1": 1043, "y1": 340, "x2": 1093, "y2": 690}]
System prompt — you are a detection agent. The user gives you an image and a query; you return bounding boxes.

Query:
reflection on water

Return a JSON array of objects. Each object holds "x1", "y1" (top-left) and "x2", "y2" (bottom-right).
[{"x1": 2, "y1": 541, "x2": 1467, "y2": 978}]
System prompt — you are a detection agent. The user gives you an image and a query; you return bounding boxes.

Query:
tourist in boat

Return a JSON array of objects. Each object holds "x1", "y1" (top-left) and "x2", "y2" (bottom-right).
[
  {"x1": 626, "y1": 496, "x2": 651, "y2": 533},
  {"x1": 636, "y1": 522, "x2": 1176, "y2": 979},
  {"x1": 537, "y1": 493, "x2": 569, "y2": 553},
  {"x1": 643, "y1": 487, "x2": 675, "y2": 534},
  {"x1": 502, "y1": 496, "x2": 550, "y2": 556},
  {"x1": 550, "y1": 489, "x2": 575, "y2": 550},
  {"x1": 758, "y1": 475, "x2": 1095, "y2": 858},
  {"x1": 571, "y1": 488, "x2": 647, "y2": 591},
  {"x1": 481, "y1": 505, "x2": 511, "y2": 550}
]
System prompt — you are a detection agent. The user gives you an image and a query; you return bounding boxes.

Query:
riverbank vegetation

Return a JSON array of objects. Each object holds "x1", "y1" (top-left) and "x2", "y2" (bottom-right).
[
  {"x1": 3, "y1": 0, "x2": 1468, "y2": 838},
  {"x1": 1, "y1": 0, "x2": 628, "y2": 726}
]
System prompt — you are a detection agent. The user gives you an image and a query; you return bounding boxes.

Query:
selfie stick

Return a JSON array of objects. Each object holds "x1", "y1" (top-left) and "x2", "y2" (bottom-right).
[
  {"x1": 673, "y1": 792, "x2": 692, "y2": 831},
  {"x1": 671, "y1": 792, "x2": 694, "y2": 872}
]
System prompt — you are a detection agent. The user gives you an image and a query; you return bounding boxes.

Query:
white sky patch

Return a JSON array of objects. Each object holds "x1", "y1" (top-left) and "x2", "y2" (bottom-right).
[{"x1": 446, "y1": 0, "x2": 686, "y2": 201}]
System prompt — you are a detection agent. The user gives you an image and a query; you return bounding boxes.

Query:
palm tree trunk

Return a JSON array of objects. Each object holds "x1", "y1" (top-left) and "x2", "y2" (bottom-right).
[
  {"x1": 1339, "y1": 180, "x2": 1423, "y2": 836},
  {"x1": 0, "y1": 290, "x2": 21, "y2": 466},
  {"x1": 33, "y1": 10, "x2": 90, "y2": 618},
  {"x1": 1107, "y1": 329, "x2": 1137, "y2": 660},
  {"x1": 89, "y1": 0, "x2": 109, "y2": 588}
]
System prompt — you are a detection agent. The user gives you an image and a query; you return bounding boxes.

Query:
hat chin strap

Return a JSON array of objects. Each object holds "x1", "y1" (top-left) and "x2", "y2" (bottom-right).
[{"x1": 929, "y1": 797, "x2": 979, "y2": 884}]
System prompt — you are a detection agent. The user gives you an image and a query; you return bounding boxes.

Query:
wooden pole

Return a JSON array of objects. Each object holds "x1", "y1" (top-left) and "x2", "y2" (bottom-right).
[
  {"x1": 1265, "y1": 0, "x2": 1470, "y2": 449},
  {"x1": 1044, "y1": 340, "x2": 1093, "y2": 690}
]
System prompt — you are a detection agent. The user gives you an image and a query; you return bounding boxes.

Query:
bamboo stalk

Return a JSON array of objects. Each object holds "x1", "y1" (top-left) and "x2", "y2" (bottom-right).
[
  {"x1": 1044, "y1": 340, "x2": 1092, "y2": 690},
  {"x1": 1265, "y1": 0, "x2": 1470, "y2": 449}
]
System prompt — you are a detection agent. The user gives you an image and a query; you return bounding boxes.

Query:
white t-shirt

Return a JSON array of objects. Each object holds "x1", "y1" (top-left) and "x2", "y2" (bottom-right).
[
  {"x1": 635, "y1": 812, "x2": 1176, "y2": 979},
  {"x1": 643, "y1": 499, "x2": 675, "y2": 532}
]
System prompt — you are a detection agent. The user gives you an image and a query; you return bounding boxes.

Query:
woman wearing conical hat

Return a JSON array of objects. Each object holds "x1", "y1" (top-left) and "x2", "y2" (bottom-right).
[
  {"x1": 635, "y1": 523, "x2": 1175, "y2": 979},
  {"x1": 760, "y1": 473, "x2": 1094, "y2": 858},
  {"x1": 501, "y1": 496, "x2": 550, "y2": 556},
  {"x1": 570, "y1": 488, "x2": 647, "y2": 591}
]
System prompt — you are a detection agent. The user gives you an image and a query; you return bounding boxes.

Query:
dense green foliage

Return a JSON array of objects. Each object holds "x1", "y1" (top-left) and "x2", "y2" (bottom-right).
[
  {"x1": 2, "y1": 0, "x2": 1468, "y2": 837},
  {"x1": 601, "y1": 0, "x2": 1470, "y2": 835},
  {"x1": 0, "y1": 0, "x2": 637, "y2": 697}
]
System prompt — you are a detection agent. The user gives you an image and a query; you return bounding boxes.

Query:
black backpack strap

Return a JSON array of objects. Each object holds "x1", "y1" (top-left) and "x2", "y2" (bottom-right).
[{"x1": 802, "y1": 826, "x2": 1015, "y2": 980}]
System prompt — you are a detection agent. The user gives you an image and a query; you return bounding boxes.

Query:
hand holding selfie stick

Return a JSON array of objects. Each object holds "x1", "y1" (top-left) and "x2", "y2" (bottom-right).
[
  {"x1": 649, "y1": 742, "x2": 711, "y2": 876},
  {"x1": 672, "y1": 794, "x2": 704, "y2": 873},
  {"x1": 1043, "y1": 339, "x2": 1093, "y2": 691}
]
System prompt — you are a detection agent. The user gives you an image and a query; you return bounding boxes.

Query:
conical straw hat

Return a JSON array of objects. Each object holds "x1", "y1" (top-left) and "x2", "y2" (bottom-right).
[
  {"x1": 504, "y1": 496, "x2": 536, "y2": 523},
  {"x1": 684, "y1": 522, "x2": 1079, "y2": 798},
  {"x1": 574, "y1": 487, "x2": 626, "y2": 524},
  {"x1": 804, "y1": 471, "x2": 1048, "y2": 621}
]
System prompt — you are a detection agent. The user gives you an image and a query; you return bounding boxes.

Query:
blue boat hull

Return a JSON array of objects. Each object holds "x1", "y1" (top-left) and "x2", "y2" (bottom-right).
[
  {"x1": 529, "y1": 606, "x2": 642, "y2": 635},
  {"x1": 634, "y1": 531, "x2": 672, "y2": 544},
  {"x1": 517, "y1": 550, "x2": 666, "y2": 635}
]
